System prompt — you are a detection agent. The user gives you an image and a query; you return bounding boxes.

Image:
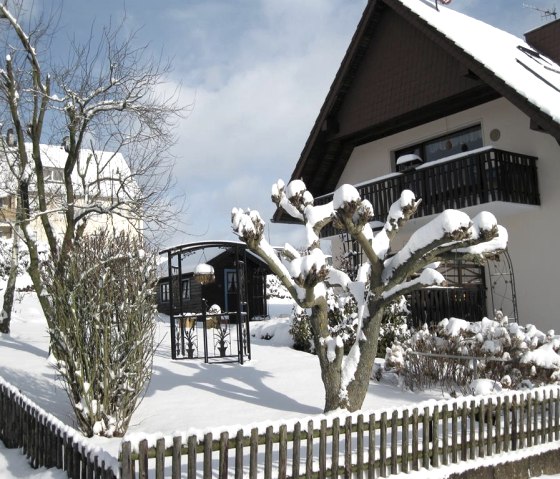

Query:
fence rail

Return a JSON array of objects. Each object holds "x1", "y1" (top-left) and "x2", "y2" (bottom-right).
[
  {"x1": 0, "y1": 376, "x2": 117, "y2": 479},
  {"x1": 120, "y1": 385, "x2": 560, "y2": 479}
]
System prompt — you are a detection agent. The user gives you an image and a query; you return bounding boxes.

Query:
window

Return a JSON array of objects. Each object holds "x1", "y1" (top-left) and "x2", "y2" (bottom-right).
[
  {"x1": 44, "y1": 167, "x2": 64, "y2": 183},
  {"x1": 181, "y1": 279, "x2": 190, "y2": 300},
  {"x1": 395, "y1": 124, "x2": 483, "y2": 171},
  {"x1": 160, "y1": 282, "x2": 170, "y2": 302}
]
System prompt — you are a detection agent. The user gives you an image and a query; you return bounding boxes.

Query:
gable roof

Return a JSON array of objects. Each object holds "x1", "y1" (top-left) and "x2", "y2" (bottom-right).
[{"x1": 276, "y1": 0, "x2": 560, "y2": 222}]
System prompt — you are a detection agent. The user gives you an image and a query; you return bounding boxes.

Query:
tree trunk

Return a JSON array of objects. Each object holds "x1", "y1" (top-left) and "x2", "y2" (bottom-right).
[
  {"x1": 0, "y1": 237, "x2": 19, "y2": 334},
  {"x1": 313, "y1": 305, "x2": 386, "y2": 413},
  {"x1": 345, "y1": 307, "x2": 385, "y2": 412}
]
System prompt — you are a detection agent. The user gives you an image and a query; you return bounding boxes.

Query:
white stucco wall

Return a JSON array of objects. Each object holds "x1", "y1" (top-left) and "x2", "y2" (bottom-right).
[{"x1": 334, "y1": 98, "x2": 560, "y2": 332}]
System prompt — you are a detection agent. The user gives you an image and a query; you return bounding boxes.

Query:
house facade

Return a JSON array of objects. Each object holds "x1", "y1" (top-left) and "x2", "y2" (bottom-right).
[
  {"x1": 0, "y1": 141, "x2": 141, "y2": 241},
  {"x1": 276, "y1": 0, "x2": 560, "y2": 331}
]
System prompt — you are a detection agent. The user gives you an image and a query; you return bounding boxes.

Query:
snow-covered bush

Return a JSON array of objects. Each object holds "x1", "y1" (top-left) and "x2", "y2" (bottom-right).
[
  {"x1": 43, "y1": 230, "x2": 157, "y2": 437},
  {"x1": 395, "y1": 312, "x2": 560, "y2": 395},
  {"x1": 290, "y1": 293, "x2": 409, "y2": 357},
  {"x1": 377, "y1": 296, "x2": 411, "y2": 358},
  {"x1": 289, "y1": 306, "x2": 314, "y2": 352},
  {"x1": 266, "y1": 274, "x2": 291, "y2": 299},
  {"x1": 0, "y1": 239, "x2": 29, "y2": 280}
]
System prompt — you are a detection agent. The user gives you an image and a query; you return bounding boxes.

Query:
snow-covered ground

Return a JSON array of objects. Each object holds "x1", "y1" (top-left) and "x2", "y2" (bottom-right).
[{"x1": 1, "y1": 294, "x2": 560, "y2": 478}]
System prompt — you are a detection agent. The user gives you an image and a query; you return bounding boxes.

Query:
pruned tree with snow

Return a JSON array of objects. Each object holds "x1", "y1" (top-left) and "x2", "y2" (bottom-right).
[
  {"x1": 0, "y1": 1, "x2": 182, "y2": 327},
  {"x1": 232, "y1": 179, "x2": 508, "y2": 412}
]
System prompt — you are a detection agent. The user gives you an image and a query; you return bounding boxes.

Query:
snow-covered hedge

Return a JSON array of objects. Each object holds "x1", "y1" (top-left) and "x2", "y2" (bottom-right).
[
  {"x1": 43, "y1": 230, "x2": 158, "y2": 437},
  {"x1": 385, "y1": 312, "x2": 560, "y2": 395}
]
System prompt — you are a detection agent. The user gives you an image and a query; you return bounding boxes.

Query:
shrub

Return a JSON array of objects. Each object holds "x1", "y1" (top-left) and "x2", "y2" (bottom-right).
[
  {"x1": 289, "y1": 306, "x2": 314, "y2": 352},
  {"x1": 289, "y1": 291, "x2": 409, "y2": 356},
  {"x1": 43, "y1": 230, "x2": 157, "y2": 437},
  {"x1": 394, "y1": 311, "x2": 560, "y2": 395},
  {"x1": 377, "y1": 296, "x2": 411, "y2": 358}
]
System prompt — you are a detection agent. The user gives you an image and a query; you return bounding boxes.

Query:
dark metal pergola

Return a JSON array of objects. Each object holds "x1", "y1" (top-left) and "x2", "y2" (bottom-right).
[{"x1": 159, "y1": 240, "x2": 253, "y2": 364}]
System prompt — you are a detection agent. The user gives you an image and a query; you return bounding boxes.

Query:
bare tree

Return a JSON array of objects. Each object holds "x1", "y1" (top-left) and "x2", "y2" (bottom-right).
[
  {"x1": 232, "y1": 179, "x2": 508, "y2": 412},
  {"x1": 0, "y1": 1, "x2": 183, "y2": 327}
]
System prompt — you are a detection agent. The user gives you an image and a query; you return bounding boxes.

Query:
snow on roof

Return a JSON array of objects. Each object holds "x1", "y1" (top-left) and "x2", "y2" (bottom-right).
[
  {"x1": 29, "y1": 143, "x2": 131, "y2": 180},
  {"x1": 396, "y1": 0, "x2": 560, "y2": 124},
  {"x1": 23, "y1": 143, "x2": 135, "y2": 199}
]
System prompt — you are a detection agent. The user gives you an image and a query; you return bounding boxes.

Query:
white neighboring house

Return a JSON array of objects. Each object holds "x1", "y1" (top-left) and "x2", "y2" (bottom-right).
[
  {"x1": 0, "y1": 139, "x2": 141, "y2": 242},
  {"x1": 275, "y1": 0, "x2": 560, "y2": 332}
]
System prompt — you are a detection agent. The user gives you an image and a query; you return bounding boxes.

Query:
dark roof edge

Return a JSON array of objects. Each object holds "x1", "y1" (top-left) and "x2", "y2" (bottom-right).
[{"x1": 289, "y1": 0, "x2": 384, "y2": 183}]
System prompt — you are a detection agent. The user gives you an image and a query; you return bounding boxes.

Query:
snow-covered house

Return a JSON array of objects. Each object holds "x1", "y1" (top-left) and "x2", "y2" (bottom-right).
[
  {"x1": 0, "y1": 140, "x2": 141, "y2": 241},
  {"x1": 275, "y1": 0, "x2": 560, "y2": 331}
]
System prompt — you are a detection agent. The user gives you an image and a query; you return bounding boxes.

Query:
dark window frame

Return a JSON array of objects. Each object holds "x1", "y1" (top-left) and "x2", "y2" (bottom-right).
[
  {"x1": 160, "y1": 282, "x2": 170, "y2": 302},
  {"x1": 394, "y1": 124, "x2": 483, "y2": 172},
  {"x1": 181, "y1": 279, "x2": 191, "y2": 300}
]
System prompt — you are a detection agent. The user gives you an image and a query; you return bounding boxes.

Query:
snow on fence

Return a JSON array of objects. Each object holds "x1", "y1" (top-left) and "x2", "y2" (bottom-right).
[
  {"x1": 0, "y1": 376, "x2": 118, "y2": 479},
  {"x1": 120, "y1": 385, "x2": 560, "y2": 478}
]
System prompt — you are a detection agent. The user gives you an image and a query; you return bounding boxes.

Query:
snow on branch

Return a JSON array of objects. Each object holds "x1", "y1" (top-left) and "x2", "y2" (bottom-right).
[
  {"x1": 382, "y1": 267, "x2": 446, "y2": 302},
  {"x1": 372, "y1": 190, "x2": 421, "y2": 259},
  {"x1": 382, "y1": 209, "x2": 472, "y2": 283}
]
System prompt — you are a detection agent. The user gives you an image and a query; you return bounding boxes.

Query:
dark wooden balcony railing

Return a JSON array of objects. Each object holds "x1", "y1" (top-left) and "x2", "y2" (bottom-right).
[{"x1": 316, "y1": 147, "x2": 539, "y2": 238}]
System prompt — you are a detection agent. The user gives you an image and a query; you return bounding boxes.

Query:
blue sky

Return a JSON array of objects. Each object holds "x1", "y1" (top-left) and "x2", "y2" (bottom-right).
[{"x1": 29, "y1": 0, "x2": 559, "y2": 248}]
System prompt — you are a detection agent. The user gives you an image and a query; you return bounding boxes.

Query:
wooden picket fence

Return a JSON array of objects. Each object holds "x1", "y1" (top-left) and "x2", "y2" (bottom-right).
[
  {"x1": 2, "y1": 373, "x2": 560, "y2": 478},
  {"x1": 0, "y1": 376, "x2": 118, "y2": 478},
  {"x1": 120, "y1": 385, "x2": 560, "y2": 478}
]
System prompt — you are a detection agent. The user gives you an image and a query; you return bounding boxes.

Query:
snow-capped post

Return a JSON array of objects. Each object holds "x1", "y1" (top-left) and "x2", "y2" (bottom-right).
[{"x1": 232, "y1": 179, "x2": 508, "y2": 413}]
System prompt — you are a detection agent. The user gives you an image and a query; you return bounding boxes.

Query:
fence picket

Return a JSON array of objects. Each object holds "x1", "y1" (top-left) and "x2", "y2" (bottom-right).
[
  {"x1": 292, "y1": 422, "x2": 301, "y2": 479},
  {"x1": 250, "y1": 427, "x2": 258, "y2": 479},
  {"x1": 432, "y1": 405, "x2": 439, "y2": 468},
  {"x1": 188, "y1": 434, "x2": 197, "y2": 479},
  {"x1": 442, "y1": 404, "x2": 448, "y2": 466},
  {"x1": 357, "y1": 414, "x2": 365, "y2": 477},
  {"x1": 556, "y1": 390, "x2": 560, "y2": 441},
  {"x1": 235, "y1": 429, "x2": 243, "y2": 479},
  {"x1": 390, "y1": 411, "x2": 398, "y2": 475},
  {"x1": 469, "y1": 400, "x2": 476, "y2": 460},
  {"x1": 412, "y1": 408, "x2": 419, "y2": 471},
  {"x1": 265, "y1": 426, "x2": 274, "y2": 479},
  {"x1": 548, "y1": 392, "x2": 554, "y2": 442},
  {"x1": 534, "y1": 391, "x2": 540, "y2": 445},
  {"x1": 139, "y1": 439, "x2": 148, "y2": 479},
  {"x1": 344, "y1": 416, "x2": 352, "y2": 478},
  {"x1": 402, "y1": 410, "x2": 409, "y2": 473},
  {"x1": 368, "y1": 413, "x2": 376, "y2": 479},
  {"x1": 219, "y1": 431, "x2": 229, "y2": 479},
  {"x1": 422, "y1": 407, "x2": 430, "y2": 470},
  {"x1": 495, "y1": 397, "x2": 502, "y2": 454},
  {"x1": 306, "y1": 420, "x2": 313, "y2": 479},
  {"x1": 172, "y1": 436, "x2": 182, "y2": 479},
  {"x1": 331, "y1": 418, "x2": 339, "y2": 478},
  {"x1": 527, "y1": 393, "x2": 533, "y2": 447},
  {"x1": 121, "y1": 441, "x2": 132, "y2": 479},
  {"x1": 279, "y1": 425, "x2": 287, "y2": 479},
  {"x1": 319, "y1": 419, "x2": 327, "y2": 475},
  {"x1": 203, "y1": 432, "x2": 212, "y2": 479},
  {"x1": 379, "y1": 412, "x2": 387, "y2": 477},
  {"x1": 156, "y1": 437, "x2": 165, "y2": 479}
]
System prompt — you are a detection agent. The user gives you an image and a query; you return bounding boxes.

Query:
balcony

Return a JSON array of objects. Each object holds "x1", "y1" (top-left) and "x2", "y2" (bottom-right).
[{"x1": 316, "y1": 147, "x2": 539, "y2": 238}]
